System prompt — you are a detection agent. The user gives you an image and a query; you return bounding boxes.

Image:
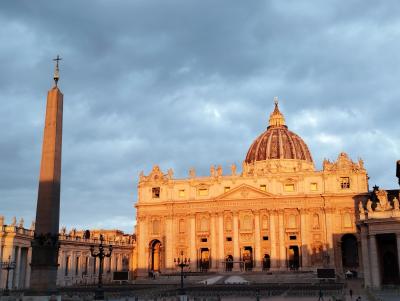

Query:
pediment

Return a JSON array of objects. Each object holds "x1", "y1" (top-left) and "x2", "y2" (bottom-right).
[{"x1": 215, "y1": 184, "x2": 274, "y2": 201}]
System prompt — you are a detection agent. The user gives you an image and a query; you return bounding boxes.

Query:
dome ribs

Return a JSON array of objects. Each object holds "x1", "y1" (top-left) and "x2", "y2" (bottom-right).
[{"x1": 244, "y1": 104, "x2": 313, "y2": 165}]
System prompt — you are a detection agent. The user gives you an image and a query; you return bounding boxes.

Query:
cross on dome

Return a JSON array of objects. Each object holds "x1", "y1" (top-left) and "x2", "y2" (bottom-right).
[{"x1": 268, "y1": 97, "x2": 286, "y2": 127}]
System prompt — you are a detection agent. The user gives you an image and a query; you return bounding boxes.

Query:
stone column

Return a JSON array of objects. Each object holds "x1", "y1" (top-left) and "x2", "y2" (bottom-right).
[
  {"x1": 369, "y1": 234, "x2": 381, "y2": 289},
  {"x1": 25, "y1": 247, "x2": 32, "y2": 288},
  {"x1": 165, "y1": 215, "x2": 174, "y2": 271},
  {"x1": 189, "y1": 214, "x2": 197, "y2": 271},
  {"x1": 233, "y1": 211, "x2": 240, "y2": 270},
  {"x1": 324, "y1": 208, "x2": 335, "y2": 267},
  {"x1": 218, "y1": 212, "x2": 224, "y2": 271},
  {"x1": 360, "y1": 227, "x2": 371, "y2": 287},
  {"x1": 300, "y1": 210, "x2": 309, "y2": 269},
  {"x1": 270, "y1": 211, "x2": 277, "y2": 268},
  {"x1": 210, "y1": 213, "x2": 217, "y2": 269},
  {"x1": 14, "y1": 246, "x2": 21, "y2": 288},
  {"x1": 137, "y1": 216, "x2": 148, "y2": 276},
  {"x1": 396, "y1": 233, "x2": 400, "y2": 282},
  {"x1": 254, "y1": 210, "x2": 261, "y2": 271},
  {"x1": 278, "y1": 210, "x2": 286, "y2": 269}
]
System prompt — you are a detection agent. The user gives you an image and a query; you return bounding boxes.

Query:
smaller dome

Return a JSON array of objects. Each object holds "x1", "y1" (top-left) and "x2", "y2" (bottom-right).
[{"x1": 245, "y1": 98, "x2": 313, "y2": 164}]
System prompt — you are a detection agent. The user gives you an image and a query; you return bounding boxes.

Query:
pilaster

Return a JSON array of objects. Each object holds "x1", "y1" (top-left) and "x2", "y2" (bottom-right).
[
  {"x1": 210, "y1": 213, "x2": 217, "y2": 269},
  {"x1": 189, "y1": 214, "x2": 196, "y2": 271},
  {"x1": 253, "y1": 210, "x2": 261, "y2": 271},
  {"x1": 232, "y1": 211, "x2": 240, "y2": 271},
  {"x1": 300, "y1": 209, "x2": 309, "y2": 268},
  {"x1": 269, "y1": 210, "x2": 277, "y2": 268},
  {"x1": 278, "y1": 210, "x2": 286, "y2": 269},
  {"x1": 217, "y1": 212, "x2": 224, "y2": 271}
]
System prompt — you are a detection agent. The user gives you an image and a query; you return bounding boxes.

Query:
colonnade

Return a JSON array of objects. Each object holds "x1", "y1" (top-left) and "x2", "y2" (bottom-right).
[
  {"x1": 361, "y1": 230, "x2": 400, "y2": 289},
  {"x1": 0, "y1": 245, "x2": 31, "y2": 290}
]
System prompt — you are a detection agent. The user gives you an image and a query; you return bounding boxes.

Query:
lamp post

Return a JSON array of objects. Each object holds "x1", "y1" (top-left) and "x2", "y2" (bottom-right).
[
  {"x1": 174, "y1": 251, "x2": 190, "y2": 295},
  {"x1": 1, "y1": 256, "x2": 16, "y2": 296},
  {"x1": 90, "y1": 234, "x2": 113, "y2": 300}
]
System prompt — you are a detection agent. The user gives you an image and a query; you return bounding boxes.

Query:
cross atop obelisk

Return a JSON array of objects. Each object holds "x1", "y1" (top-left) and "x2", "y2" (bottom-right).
[
  {"x1": 29, "y1": 56, "x2": 64, "y2": 295},
  {"x1": 53, "y1": 55, "x2": 62, "y2": 87}
]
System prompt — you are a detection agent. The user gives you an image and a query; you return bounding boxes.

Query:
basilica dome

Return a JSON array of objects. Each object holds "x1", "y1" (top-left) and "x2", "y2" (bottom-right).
[{"x1": 245, "y1": 100, "x2": 313, "y2": 164}]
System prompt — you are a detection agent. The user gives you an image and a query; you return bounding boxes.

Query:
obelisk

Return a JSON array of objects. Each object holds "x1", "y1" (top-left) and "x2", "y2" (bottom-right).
[{"x1": 29, "y1": 56, "x2": 63, "y2": 294}]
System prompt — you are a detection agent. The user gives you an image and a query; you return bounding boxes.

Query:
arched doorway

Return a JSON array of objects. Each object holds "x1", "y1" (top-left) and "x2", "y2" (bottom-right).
[
  {"x1": 225, "y1": 255, "x2": 233, "y2": 272},
  {"x1": 200, "y1": 248, "x2": 210, "y2": 271},
  {"x1": 288, "y1": 246, "x2": 300, "y2": 270},
  {"x1": 243, "y1": 247, "x2": 253, "y2": 271},
  {"x1": 263, "y1": 254, "x2": 271, "y2": 271},
  {"x1": 341, "y1": 234, "x2": 359, "y2": 270},
  {"x1": 149, "y1": 240, "x2": 162, "y2": 272}
]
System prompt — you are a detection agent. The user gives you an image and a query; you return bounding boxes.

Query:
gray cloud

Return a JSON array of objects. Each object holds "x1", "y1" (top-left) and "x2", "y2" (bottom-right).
[{"x1": 1, "y1": 0, "x2": 399, "y2": 232}]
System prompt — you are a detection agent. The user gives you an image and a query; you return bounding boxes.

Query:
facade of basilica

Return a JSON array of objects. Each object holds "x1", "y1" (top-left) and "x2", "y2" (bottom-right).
[{"x1": 135, "y1": 101, "x2": 370, "y2": 278}]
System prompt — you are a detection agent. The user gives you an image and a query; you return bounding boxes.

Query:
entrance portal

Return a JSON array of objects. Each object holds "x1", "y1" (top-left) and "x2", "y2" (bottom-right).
[
  {"x1": 263, "y1": 254, "x2": 271, "y2": 271},
  {"x1": 200, "y1": 248, "x2": 210, "y2": 271},
  {"x1": 377, "y1": 234, "x2": 400, "y2": 284},
  {"x1": 150, "y1": 240, "x2": 162, "y2": 272},
  {"x1": 243, "y1": 247, "x2": 253, "y2": 271},
  {"x1": 288, "y1": 246, "x2": 300, "y2": 270},
  {"x1": 225, "y1": 255, "x2": 233, "y2": 272},
  {"x1": 341, "y1": 234, "x2": 359, "y2": 270}
]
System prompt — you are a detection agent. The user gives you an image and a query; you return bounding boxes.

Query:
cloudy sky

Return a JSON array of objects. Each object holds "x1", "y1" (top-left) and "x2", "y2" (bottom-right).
[{"x1": 1, "y1": 1, "x2": 399, "y2": 233}]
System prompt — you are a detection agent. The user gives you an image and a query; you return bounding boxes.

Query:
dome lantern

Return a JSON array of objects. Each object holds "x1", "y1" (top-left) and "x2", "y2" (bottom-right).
[{"x1": 268, "y1": 97, "x2": 286, "y2": 128}]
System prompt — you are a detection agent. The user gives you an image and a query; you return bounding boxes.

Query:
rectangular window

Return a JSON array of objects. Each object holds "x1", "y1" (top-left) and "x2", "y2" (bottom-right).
[
  {"x1": 198, "y1": 188, "x2": 209, "y2": 196},
  {"x1": 201, "y1": 238, "x2": 208, "y2": 242},
  {"x1": 262, "y1": 236, "x2": 269, "y2": 241},
  {"x1": 224, "y1": 186, "x2": 231, "y2": 193},
  {"x1": 226, "y1": 237, "x2": 232, "y2": 242},
  {"x1": 178, "y1": 189, "x2": 186, "y2": 197},
  {"x1": 284, "y1": 183, "x2": 295, "y2": 192},
  {"x1": 260, "y1": 184, "x2": 267, "y2": 191},
  {"x1": 289, "y1": 235, "x2": 297, "y2": 240},
  {"x1": 340, "y1": 177, "x2": 350, "y2": 189},
  {"x1": 310, "y1": 183, "x2": 318, "y2": 191},
  {"x1": 152, "y1": 187, "x2": 160, "y2": 198}
]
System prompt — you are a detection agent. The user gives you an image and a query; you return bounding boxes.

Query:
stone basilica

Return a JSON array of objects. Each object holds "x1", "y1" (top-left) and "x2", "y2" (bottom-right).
[{"x1": 135, "y1": 100, "x2": 369, "y2": 278}]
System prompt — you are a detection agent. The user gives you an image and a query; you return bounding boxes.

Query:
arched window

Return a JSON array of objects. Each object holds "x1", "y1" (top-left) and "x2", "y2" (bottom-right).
[
  {"x1": 225, "y1": 218, "x2": 232, "y2": 231},
  {"x1": 179, "y1": 219, "x2": 185, "y2": 233},
  {"x1": 288, "y1": 214, "x2": 296, "y2": 228},
  {"x1": 242, "y1": 215, "x2": 252, "y2": 230},
  {"x1": 312, "y1": 214, "x2": 320, "y2": 229},
  {"x1": 152, "y1": 220, "x2": 160, "y2": 234},
  {"x1": 343, "y1": 213, "x2": 352, "y2": 228},
  {"x1": 122, "y1": 256, "x2": 129, "y2": 271},
  {"x1": 262, "y1": 215, "x2": 269, "y2": 229},
  {"x1": 200, "y1": 217, "x2": 209, "y2": 232}
]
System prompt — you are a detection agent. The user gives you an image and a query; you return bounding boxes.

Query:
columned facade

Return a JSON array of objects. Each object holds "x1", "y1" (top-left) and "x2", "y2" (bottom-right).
[{"x1": 135, "y1": 103, "x2": 369, "y2": 276}]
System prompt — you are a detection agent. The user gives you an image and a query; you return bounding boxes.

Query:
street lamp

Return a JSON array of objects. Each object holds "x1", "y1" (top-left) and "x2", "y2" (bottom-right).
[
  {"x1": 90, "y1": 234, "x2": 113, "y2": 300},
  {"x1": 174, "y1": 251, "x2": 190, "y2": 295},
  {"x1": 1, "y1": 256, "x2": 16, "y2": 296}
]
